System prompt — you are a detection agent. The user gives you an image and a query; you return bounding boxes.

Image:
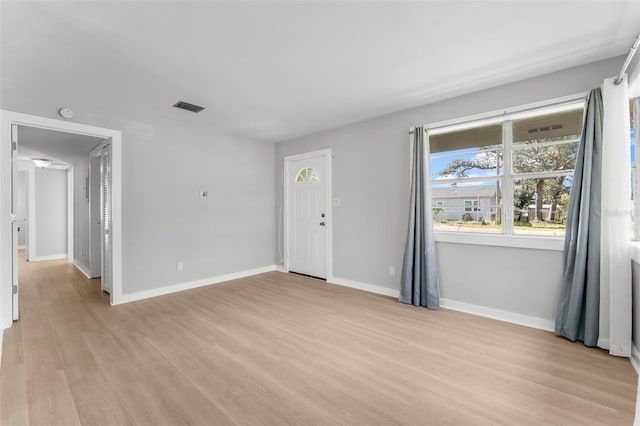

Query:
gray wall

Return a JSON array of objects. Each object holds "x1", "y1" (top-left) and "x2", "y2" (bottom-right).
[
  {"x1": 275, "y1": 57, "x2": 621, "y2": 323},
  {"x1": 438, "y1": 243, "x2": 562, "y2": 320},
  {"x1": 73, "y1": 157, "x2": 91, "y2": 273},
  {"x1": 119, "y1": 123, "x2": 275, "y2": 294},
  {"x1": 34, "y1": 168, "x2": 67, "y2": 258}
]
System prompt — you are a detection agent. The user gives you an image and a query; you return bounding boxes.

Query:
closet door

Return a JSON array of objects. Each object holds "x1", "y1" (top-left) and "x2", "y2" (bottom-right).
[{"x1": 100, "y1": 143, "x2": 112, "y2": 294}]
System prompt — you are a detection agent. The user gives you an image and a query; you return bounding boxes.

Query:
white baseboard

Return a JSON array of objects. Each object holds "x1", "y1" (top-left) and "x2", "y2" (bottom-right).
[
  {"x1": 328, "y1": 276, "x2": 400, "y2": 298},
  {"x1": 73, "y1": 260, "x2": 92, "y2": 279},
  {"x1": 326, "y1": 277, "x2": 554, "y2": 332},
  {"x1": 114, "y1": 265, "x2": 278, "y2": 305},
  {"x1": 275, "y1": 265, "x2": 288, "y2": 273},
  {"x1": 17, "y1": 245, "x2": 25, "y2": 250},
  {"x1": 440, "y1": 298, "x2": 555, "y2": 332},
  {"x1": 0, "y1": 329, "x2": 3, "y2": 368},
  {"x1": 29, "y1": 253, "x2": 68, "y2": 262}
]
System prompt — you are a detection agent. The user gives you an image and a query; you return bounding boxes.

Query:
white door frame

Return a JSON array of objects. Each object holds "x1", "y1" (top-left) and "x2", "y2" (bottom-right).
[
  {"x1": 283, "y1": 149, "x2": 333, "y2": 280},
  {"x1": 0, "y1": 110, "x2": 123, "y2": 328}
]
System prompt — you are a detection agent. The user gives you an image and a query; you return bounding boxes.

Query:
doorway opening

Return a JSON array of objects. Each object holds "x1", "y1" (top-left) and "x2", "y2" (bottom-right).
[
  {"x1": 1, "y1": 110, "x2": 122, "y2": 327},
  {"x1": 284, "y1": 149, "x2": 333, "y2": 280}
]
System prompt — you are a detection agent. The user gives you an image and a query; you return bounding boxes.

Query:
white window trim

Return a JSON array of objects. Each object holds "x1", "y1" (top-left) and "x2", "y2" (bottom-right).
[
  {"x1": 435, "y1": 231, "x2": 564, "y2": 251},
  {"x1": 422, "y1": 93, "x2": 587, "y2": 250},
  {"x1": 426, "y1": 93, "x2": 587, "y2": 135}
]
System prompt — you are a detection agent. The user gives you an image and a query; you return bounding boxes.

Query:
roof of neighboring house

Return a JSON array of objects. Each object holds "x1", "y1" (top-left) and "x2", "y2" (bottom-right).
[{"x1": 432, "y1": 185, "x2": 498, "y2": 199}]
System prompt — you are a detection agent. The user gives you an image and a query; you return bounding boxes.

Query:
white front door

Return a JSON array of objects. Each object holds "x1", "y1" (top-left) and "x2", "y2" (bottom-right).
[{"x1": 286, "y1": 152, "x2": 328, "y2": 279}]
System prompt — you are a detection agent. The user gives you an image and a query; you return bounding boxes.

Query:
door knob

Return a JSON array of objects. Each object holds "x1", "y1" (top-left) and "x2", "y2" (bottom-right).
[{"x1": 319, "y1": 221, "x2": 325, "y2": 226}]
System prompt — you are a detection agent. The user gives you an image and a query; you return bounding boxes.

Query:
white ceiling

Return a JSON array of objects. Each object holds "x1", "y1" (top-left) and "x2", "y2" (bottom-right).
[
  {"x1": 2, "y1": 1, "x2": 639, "y2": 143},
  {"x1": 16, "y1": 126, "x2": 104, "y2": 166}
]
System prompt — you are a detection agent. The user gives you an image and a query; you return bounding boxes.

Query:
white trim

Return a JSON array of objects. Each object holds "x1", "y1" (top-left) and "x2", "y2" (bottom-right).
[
  {"x1": 0, "y1": 110, "x2": 123, "y2": 327},
  {"x1": 325, "y1": 276, "x2": 555, "y2": 332},
  {"x1": 631, "y1": 343, "x2": 640, "y2": 375},
  {"x1": 440, "y1": 298, "x2": 555, "y2": 332},
  {"x1": 0, "y1": 329, "x2": 3, "y2": 367},
  {"x1": 114, "y1": 265, "x2": 278, "y2": 305},
  {"x1": 73, "y1": 260, "x2": 92, "y2": 280},
  {"x1": 425, "y1": 93, "x2": 586, "y2": 134},
  {"x1": 275, "y1": 265, "x2": 288, "y2": 273},
  {"x1": 27, "y1": 166, "x2": 35, "y2": 261},
  {"x1": 283, "y1": 149, "x2": 333, "y2": 280},
  {"x1": 434, "y1": 231, "x2": 564, "y2": 251},
  {"x1": 29, "y1": 253, "x2": 68, "y2": 262},
  {"x1": 328, "y1": 276, "x2": 400, "y2": 298},
  {"x1": 17, "y1": 245, "x2": 24, "y2": 250},
  {"x1": 67, "y1": 167, "x2": 73, "y2": 267}
]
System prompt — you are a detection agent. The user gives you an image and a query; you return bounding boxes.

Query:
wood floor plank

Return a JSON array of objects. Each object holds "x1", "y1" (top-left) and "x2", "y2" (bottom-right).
[{"x1": 0, "y1": 251, "x2": 637, "y2": 425}]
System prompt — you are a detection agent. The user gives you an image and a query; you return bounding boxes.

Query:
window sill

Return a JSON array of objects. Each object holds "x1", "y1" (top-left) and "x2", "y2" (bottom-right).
[{"x1": 434, "y1": 231, "x2": 564, "y2": 251}]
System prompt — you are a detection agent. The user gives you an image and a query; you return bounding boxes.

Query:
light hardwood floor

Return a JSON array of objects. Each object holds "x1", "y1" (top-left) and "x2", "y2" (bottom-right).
[{"x1": 0, "y1": 253, "x2": 637, "y2": 425}]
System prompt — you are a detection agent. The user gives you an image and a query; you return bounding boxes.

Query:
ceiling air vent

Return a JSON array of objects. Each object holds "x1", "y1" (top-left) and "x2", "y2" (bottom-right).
[{"x1": 173, "y1": 101, "x2": 205, "y2": 113}]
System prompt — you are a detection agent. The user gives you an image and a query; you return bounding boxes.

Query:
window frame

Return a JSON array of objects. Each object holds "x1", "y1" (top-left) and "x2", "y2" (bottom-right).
[{"x1": 422, "y1": 93, "x2": 586, "y2": 242}]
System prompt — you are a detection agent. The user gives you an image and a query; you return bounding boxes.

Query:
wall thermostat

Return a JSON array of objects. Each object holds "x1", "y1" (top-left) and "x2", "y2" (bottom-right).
[{"x1": 58, "y1": 108, "x2": 74, "y2": 119}]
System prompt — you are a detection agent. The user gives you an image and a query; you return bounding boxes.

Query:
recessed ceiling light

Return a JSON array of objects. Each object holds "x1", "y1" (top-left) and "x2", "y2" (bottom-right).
[{"x1": 32, "y1": 158, "x2": 52, "y2": 168}]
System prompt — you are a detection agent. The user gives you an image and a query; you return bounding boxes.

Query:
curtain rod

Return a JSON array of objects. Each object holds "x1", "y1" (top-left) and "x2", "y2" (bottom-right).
[{"x1": 615, "y1": 33, "x2": 640, "y2": 85}]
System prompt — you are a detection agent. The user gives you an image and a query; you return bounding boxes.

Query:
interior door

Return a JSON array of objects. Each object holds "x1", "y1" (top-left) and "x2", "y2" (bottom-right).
[
  {"x1": 11, "y1": 124, "x2": 19, "y2": 320},
  {"x1": 287, "y1": 154, "x2": 327, "y2": 279},
  {"x1": 16, "y1": 171, "x2": 28, "y2": 249},
  {"x1": 100, "y1": 142, "x2": 112, "y2": 294},
  {"x1": 90, "y1": 154, "x2": 101, "y2": 278}
]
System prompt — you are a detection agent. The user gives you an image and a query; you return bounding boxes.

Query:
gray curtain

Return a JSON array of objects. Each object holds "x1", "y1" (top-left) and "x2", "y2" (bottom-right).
[
  {"x1": 400, "y1": 127, "x2": 439, "y2": 309},
  {"x1": 555, "y1": 88, "x2": 603, "y2": 346}
]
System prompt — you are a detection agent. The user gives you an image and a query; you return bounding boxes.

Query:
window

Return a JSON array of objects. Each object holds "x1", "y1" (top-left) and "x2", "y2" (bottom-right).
[
  {"x1": 464, "y1": 200, "x2": 481, "y2": 212},
  {"x1": 429, "y1": 102, "x2": 583, "y2": 236},
  {"x1": 295, "y1": 167, "x2": 318, "y2": 183}
]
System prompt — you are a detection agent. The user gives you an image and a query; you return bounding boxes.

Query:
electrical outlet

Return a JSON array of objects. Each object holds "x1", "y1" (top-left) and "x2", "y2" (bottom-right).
[
  {"x1": 333, "y1": 198, "x2": 340, "y2": 207},
  {"x1": 177, "y1": 262, "x2": 183, "y2": 272},
  {"x1": 389, "y1": 266, "x2": 395, "y2": 276},
  {"x1": 199, "y1": 190, "x2": 208, "y2": 198}
]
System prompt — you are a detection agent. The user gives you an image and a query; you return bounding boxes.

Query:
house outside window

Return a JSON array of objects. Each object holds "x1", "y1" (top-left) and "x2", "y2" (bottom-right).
[{"x1": 429, "y1": 101, "x2": 583, "y2": 236}]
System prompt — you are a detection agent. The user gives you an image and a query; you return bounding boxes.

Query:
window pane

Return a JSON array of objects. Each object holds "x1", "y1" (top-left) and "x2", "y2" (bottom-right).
[
  {"x1": 429, "y1": 123, "x2": 503, "y2": 182},
  {"x1": 513, "y1": 176, "x2": 571, "y2": 236},
  {"x1": 432, "y1": 182, "x2": 502, "y2": 234},
  {"x1": 513, "y1": 108, "x2": 583, "y2": 143},
  {"x1": 512, "y1": 108, "x2": 582, "y2": 175}
]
